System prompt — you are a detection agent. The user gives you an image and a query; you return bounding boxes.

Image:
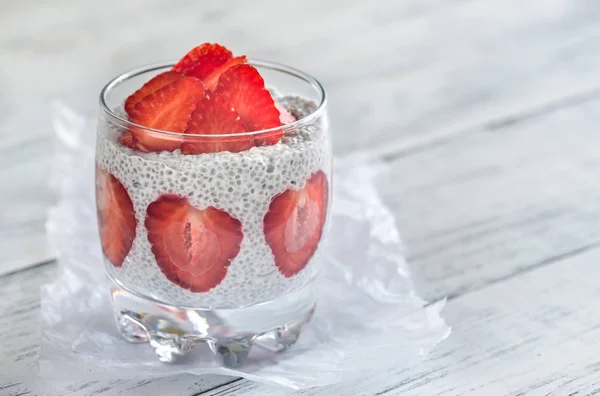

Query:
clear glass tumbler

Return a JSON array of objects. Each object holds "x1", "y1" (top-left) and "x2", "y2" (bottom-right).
[{"x1": 95, "y1": 60, "x2": 331, "y2": 366}]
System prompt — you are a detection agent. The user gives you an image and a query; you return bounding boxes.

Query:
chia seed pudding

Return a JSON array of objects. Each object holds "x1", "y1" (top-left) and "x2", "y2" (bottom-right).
[{"x1": 96, "y1": 96, "x2": 330, "y2": 308}]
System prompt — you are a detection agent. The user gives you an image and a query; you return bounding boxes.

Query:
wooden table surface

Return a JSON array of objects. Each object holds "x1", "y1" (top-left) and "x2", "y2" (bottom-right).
[{"x1": 3, "y1": 1, "x2": 600, "y2": 395}]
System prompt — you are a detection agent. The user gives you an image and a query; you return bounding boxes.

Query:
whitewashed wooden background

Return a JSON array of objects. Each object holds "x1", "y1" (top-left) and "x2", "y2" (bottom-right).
[{"x1": 2, "y1": 0, "x2": 600, "y2": 395}]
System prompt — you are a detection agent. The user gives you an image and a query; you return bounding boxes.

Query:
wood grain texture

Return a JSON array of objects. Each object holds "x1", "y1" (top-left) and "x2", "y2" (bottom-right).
[
  {"x1": 0, "y1": 264, "x2": 236, "y2": 396},
  {"x1": 3, "y1": 0, "x2": 600, "y2": 395},
  {"x1": 3, "y1": 0, "x2": 600, "y2": 274},
  {"x1": 191, "y1": 87, "x2": 600, "y2": 396},
  {"x1": 201, "y1": 246, "x2": 600, "y2": 396},
  {"x1": 381, "y1": 96, "x2": 600, "y2": 302},
  {"x1": 3, "y1": 92, "x2": 600, "y2": 395}
]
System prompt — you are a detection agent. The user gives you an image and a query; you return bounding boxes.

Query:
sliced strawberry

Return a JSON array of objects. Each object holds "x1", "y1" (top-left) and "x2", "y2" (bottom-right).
[
  {"x1": 95, "y1": 166, "x2": 137, "y2": 267},
  {"x1": 181, "y1": 93, "x2": 253, "y2": 154},
  {"x1": 124, "y1": 71, "x2": 183, "y2": 115},
  {"x1": 128, "y1": 76, "x2": 207, "y2": 152},
  {"x1": 146, "y1": 195, "x2": 243, "y2": 292},
  {"x1": 263, "y1": 171, "x2": 329, "y2": 277},
  {"x1": 275, "y1": 101, "x2": 296, "y2": 124},
  {"x1": 203, "y1": 56, "x2": 247, "y2": 91},
  {"x1": 118, "y1": 131, "x2": 154, "y2": 152},
  {"x1": 214, "y1": 64, "x2": 283, "y2": 145},
  {"x1": 118, "y1": 131, "x2": 136, "y2": 149},
  {"x1": 172, "y1": 43, "x2": 233, "y2": 78}
]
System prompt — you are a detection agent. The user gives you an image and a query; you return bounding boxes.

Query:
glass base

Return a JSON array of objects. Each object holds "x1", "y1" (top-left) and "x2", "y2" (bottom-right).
[{"x1": 110, "y1": 280, "x2": 317, "y2": 368}]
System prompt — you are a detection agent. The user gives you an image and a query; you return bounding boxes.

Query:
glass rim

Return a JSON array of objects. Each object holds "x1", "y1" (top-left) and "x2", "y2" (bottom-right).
[{"x1": 99, "y1": 59, "x2": 327, "y2": 138}]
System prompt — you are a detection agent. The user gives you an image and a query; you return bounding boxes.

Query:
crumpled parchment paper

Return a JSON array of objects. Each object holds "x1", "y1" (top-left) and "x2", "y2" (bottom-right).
[{"x1": 39, "y1": 101, "x2": 450, "y2": 389}]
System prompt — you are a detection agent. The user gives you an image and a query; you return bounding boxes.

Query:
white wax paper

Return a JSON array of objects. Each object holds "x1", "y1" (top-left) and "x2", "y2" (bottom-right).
[{"x1": 39, "y1": 101, "x2": 450, "y2": 389}]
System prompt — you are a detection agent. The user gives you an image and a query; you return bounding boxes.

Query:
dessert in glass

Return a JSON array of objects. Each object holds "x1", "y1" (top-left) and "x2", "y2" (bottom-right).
[{"x1": 95, "y1": 43, "x2": 331, "y2": 366}]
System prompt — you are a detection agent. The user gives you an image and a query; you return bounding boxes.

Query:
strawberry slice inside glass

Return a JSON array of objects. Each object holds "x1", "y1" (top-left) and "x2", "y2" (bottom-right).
[{"x1": 146, "y1": 195, "x2": 243, "y2": 293}]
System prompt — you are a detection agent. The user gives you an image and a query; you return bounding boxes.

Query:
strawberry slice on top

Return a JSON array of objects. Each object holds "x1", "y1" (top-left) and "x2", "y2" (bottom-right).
[
  {"x1": 124, "y1": 71, "x2": 183, "y2": 115},
  {"x1": 145, "y1": 195, "x2": 243, "y2": 292},
  {"x1": 120, "y1": 43, "x2": 293, "y2": 153},
  {"x1": 263, "y1": 171, "x2": 329, "y2": 277},
  {"x1": 214, "y1": 64, "x2": 284, "y2": 145},
  {"x1": 181, "y1": 93, "x2": 253, "y2": 154},
  {"x1": 172, "y1": 43, "x2": 232, "y2": 78},
  {"x1": 127, "y1": 76, "x2": 207, "y2": 152},
  {"x1": 96, "y1": 166, "x2": 137, "y2": 267},
  {"x1": 172, "y1": 43, "x2": 246, "y2": 91},
  {"x1": 203, "y1": 55, "x2": 247, "y2": 91}
]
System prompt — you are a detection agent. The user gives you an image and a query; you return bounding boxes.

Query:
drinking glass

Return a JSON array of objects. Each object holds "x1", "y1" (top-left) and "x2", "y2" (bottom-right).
[{"x1": 95, "y1": 60, "x2": 331, "y2": 367}]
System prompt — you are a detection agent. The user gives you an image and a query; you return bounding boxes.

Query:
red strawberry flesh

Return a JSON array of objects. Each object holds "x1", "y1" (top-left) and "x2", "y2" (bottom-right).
[
  {"x1": 145, "y1": 195, "x2": 243, "y2": 292},
  {"x1": 172, "y1": 43, "x2": 233, "y2": 78},
  {"x1": 181, "y1": 93, "x2": 253, "y2": 154},
  {"x1": 128, "y1": 76, "x2": 207, "y2": 152},
  {"x1": 125, "y1": 71, "x2": 183, "y2": 115},
  {"x1": 263, "y1": 171, "x2": 329, "y2": 277},
  {"x1": 214, "y1": 64, "x2": 283, "y2": 145},
  {"x1": 119, "y1": 131, "x2": 136, "y2": 149},
  {"x1": 123, "y1": 43, "x2": 289, "y2": 153},
  {"x1": 203, "y1": 56, "x2": 248, "y2": 91},
  {"x1": 95, "y1": 166, "x2": 137, "y2": 267}
]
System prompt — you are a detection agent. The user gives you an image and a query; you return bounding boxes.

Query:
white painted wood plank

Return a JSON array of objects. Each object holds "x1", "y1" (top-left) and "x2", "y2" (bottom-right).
[
  {"x1": 380, "y1": 96, "x2": 600, "y2": 301},
  {"x1": 201, "y1": 244, "x2": 600, "y2": 396},
  {"x1": 3, "y1": 1, "x2": 600, "y2": 394},
  {"x1": 0, "y1": 264, "x2": 236, "y2": 396},
  {"x1": 181, "y1": 87, "x2": 600, "y2": 395},
  {"x1": 4, "y1": 0, "x2": 600, "y2": 275},
  {"x1": 3, "y1": 0, "x2": 600, "y2": 152},
  {"x1": 3, "y1": 84, "x2": 600, "y2": 395}
]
